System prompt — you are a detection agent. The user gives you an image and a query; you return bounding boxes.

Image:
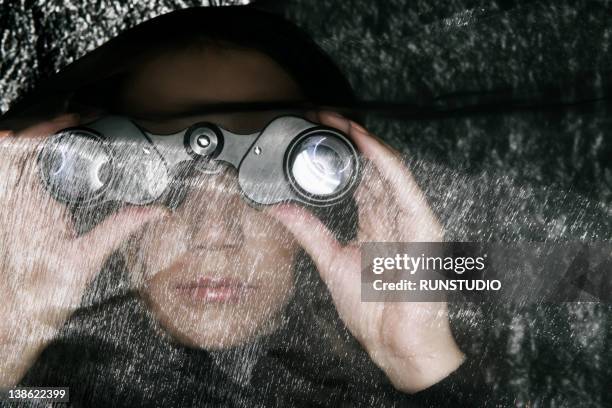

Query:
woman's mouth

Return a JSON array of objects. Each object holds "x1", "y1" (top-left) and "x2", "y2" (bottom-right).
[{"x1": 174, "y1": 277, "x2": 257, "y2": 304}]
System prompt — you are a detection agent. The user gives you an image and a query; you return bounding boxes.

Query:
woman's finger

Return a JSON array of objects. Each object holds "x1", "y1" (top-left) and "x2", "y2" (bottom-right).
[
  {"x1": 265, "y1": 202, "x2": 369, "y2": 349},
  {"x1": 3, "y1": 113, "x2": 84, "y2": 203},
  {"x1": 353, "y1": 163, "x2": 403, "y2": 241},
  {"x1": 317, "y1": 112, "x2": 419, "y2": 205},
  {"x1": 266, "y1": 204, "x2": 363, "y2": 314},
  {"x1": 316, "y1": 111, "x2": 400, "y2": 211},
  {"x1": 318, "y1": 112, "x2": 442, "y2": 240},
  {"x1": 1, "y1": 114, "x2": 82, "y2": 176},
  {"x1": 265, "y1": 204, "x2": 342, "y2": 278},
  {"x1": 17, "y1": 114, "x2": 80, "y2": 139},
  {"x1": 73, "y1": 206, "x2": 169, "y2": 282},
  {"x1": 316, "y1": 111, "x2": 352, "y2": 134}
]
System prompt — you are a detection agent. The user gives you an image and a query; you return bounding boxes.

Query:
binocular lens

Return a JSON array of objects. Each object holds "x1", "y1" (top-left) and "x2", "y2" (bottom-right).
[
  {"x1": 39, "y1": 132, "x2": 112, "y2": 204},
  {"x1": 289, "y1": 134, "x2": 356, "y2": 197},
  {"x1": 117, "y1": 143, "x2": 170, "y2": 205}
]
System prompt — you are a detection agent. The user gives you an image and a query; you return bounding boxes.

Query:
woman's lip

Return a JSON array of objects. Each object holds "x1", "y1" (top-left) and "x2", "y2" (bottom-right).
[
  {"x1": 175, "y1": 277, "x2": 256, "y2": 289},
  {"x1": 174, "y1": 277, "x2": 258, "y2": 304}
]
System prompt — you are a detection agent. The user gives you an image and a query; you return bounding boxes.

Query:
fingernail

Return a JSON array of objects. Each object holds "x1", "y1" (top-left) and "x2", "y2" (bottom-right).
[
  {"x1": 321, "y1": 110, "x2": 344, "y2": 119},
  {"x1": 80, "y1": 110, "x2": 104, "y2": 124},
  {"x1": 267, "y1": 204, "x2": 300, "y2": 220},
  {"x1": 350, "y1": 121, "x2": 368, "y2": 135},
  {"x1": 53, "y1": 113, "x2": 80, "y2": 125},
  {"x1": 304, "y1": 110, "x2": 319, "y2": 123},
  {"x1": 320, "y1": 111, "x2": 350, "y2": 130}
]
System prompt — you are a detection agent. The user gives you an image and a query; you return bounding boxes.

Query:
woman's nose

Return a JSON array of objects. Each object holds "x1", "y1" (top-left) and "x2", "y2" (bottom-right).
[
  {"x1": 178, "y1": 168, "x2": 246, "y2": 249},
  {"x1": 189, "y1": 200, "x2": 245, "y2": 248}
]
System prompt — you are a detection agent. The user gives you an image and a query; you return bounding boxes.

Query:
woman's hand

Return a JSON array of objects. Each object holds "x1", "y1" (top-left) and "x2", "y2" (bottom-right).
[
  {"x1": 267, "y1": 112, "x2": 464, "y2": 393},
  {"x1": 0, "y1": 115, "x2": 167, "y2": 386}
]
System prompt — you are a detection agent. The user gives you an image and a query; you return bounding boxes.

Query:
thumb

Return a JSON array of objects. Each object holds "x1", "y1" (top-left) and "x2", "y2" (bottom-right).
[
  {"x1": 18, "y1": 113, "x2": 81, "y2": 138},
  {"x1": 267, "y1": 205, "x2": 363, "y2": 331},
  {"x1": 75, "y1": 206, "x2": 169, "y2": 268},
  {"x1": 266, "y1": 204, "x2": 341, "y2": 278}
]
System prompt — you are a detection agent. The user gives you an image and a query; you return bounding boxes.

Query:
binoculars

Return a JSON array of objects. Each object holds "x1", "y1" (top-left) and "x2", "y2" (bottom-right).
[{"x1": 37, "y1": 115, "x2": 361, "y2": 208}]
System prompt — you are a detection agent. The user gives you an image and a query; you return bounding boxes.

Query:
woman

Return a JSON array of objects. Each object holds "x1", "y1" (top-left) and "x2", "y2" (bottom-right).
[{"x1": 0, "y1": 6, "x2": 475, "y2": 407}]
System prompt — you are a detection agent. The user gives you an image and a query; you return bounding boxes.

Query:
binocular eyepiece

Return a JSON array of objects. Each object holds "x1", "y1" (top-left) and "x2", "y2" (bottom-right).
[{"x1": 38, "y1": 116, "x2": 361, "y2": 208}]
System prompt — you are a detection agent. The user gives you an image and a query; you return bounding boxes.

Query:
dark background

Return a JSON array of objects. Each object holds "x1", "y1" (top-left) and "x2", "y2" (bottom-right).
[{"x1": 1, "y1": 0, "x2": 611, "y2": 406}]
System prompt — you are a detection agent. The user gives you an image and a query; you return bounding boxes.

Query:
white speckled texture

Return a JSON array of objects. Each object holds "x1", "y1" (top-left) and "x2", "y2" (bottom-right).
[{"x1": 1, "y1": 1, "x2": 610, "y2": 406}]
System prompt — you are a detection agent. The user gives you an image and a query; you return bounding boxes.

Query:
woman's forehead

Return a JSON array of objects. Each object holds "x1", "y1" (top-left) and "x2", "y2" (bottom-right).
[{"x1": 118, "y1": 46, "x2": 303, "y2": 119}]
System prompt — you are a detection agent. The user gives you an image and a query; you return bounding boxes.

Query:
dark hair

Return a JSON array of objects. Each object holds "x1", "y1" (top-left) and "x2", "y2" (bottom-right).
[{"x1": 1, "y1": 6, "x2": 357, "y2": 127}]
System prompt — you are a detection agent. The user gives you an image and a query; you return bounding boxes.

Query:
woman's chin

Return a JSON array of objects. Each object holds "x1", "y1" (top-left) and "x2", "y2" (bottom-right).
[
  {"x1": 157, "y1": 309, "x2": 280, "y2": 350},
  {"x1": 142, "y1": 286, "x2": 283, "y2": 350}
]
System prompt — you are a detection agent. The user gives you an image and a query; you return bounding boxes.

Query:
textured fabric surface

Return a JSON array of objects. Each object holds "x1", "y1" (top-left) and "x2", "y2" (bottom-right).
[
  {"x1": 1, "y1": 1, "x2": 611, "y2": 407},
  {"x1": 0, "y1": 0, "x2": 250, "y2": 113},
  {"x1": 284, "y1": 2, "x2": 611, "y2": 406}
]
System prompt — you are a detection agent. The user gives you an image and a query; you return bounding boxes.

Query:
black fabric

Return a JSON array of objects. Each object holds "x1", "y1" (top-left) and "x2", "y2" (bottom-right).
[{"x1": 19, "y1": 294, "x2": 502, "y2": 408}]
